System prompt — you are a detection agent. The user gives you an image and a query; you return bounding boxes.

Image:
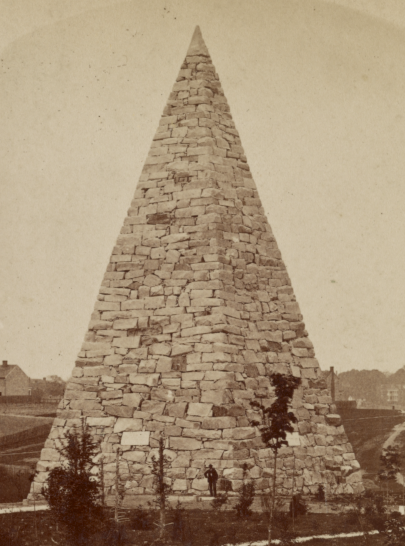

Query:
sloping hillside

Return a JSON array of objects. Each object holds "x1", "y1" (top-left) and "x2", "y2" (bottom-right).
[
  {"x1": 0, "y1": 415, "x2": 53, "y2": 436},
  {"x1": 340, "y1": 408, "x2": 405, "y2": 487},
  {"x1": 0, "y1": 412, "x2": 54, "y2": 470}
]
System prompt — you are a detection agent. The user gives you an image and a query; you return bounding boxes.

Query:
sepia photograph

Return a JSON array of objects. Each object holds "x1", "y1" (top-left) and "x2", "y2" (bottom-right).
[{"x1": 1, "y1": 1, "x2": 405, "y2": 544}]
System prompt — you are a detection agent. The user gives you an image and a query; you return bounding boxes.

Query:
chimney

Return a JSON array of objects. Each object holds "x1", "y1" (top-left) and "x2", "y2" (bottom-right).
[
  {"x1": 330, "y1": 366, "x2": 335, "y2": 402},
  {"x1": 2, "y1": 360, "x2": 7, "y2": 367}
]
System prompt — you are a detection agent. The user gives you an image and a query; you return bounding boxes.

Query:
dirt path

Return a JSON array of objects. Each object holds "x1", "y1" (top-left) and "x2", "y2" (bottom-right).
[{"x1": 382, "y1": 420, "x2": 405, "y2": 449}]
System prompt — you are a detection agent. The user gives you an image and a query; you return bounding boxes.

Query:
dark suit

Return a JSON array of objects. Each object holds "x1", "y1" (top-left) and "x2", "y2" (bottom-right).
[{"x1": 204, "y1": 467, "x2": 218, "y2": 497}]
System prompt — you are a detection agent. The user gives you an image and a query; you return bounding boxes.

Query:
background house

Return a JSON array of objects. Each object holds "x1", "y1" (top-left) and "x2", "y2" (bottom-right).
[
  {"x1": 0, "y1": 360, "x2": 30, "y2": 396},
  {"x1": 379, "y1": 367, "x2": 405, "y2": 409}
]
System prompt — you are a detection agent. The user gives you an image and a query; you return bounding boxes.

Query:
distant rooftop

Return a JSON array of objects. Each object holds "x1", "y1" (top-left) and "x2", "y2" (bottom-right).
[{"x1": 0, "y1": 361, "x2": 17, "y2": 378}]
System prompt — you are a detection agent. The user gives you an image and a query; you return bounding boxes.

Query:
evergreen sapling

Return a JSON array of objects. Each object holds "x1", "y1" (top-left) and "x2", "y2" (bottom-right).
[{"x1": 42, "y1": 422, "x2": 103, "y2": 546}]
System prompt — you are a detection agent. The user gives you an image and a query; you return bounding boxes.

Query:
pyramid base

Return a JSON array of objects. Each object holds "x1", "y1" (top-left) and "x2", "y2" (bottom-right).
[
  {"x1": 23, "y1": 494, "x2": 363, "y2": 515},
  {"x1": 23, "y1": 482, "x2": 364, "y2": 514},
  {"x1": 27, "y1": 461, "x2": 364, "y2": 506}
]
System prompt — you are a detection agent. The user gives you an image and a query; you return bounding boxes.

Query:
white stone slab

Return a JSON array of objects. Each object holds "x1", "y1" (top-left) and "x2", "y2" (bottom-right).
[
  {"x1": 286, "y1": 432, "x2": 301, "y2": 446},
  {"x1": 121, "y1": 431, "x2": 150, "y2": 446}
]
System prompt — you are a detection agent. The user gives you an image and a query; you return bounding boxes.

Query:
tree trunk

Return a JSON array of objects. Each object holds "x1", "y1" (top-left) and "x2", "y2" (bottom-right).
[
  {"x1": 268, "y1": 449, "x2": 278, "y2": 546},
  {"x1": 292, "y1": 452, "x2": 296, "y2": 531},
  {"x1": 159, "y1": 436, "x2": 166, "y2": 539},
  {"x1": 160, "y1": 506, "x2": 166, "y2": 540},
  {"x1": 100, "y1": 457, "x2": 105, "y2": 509},
  {"x1": 114, "y1": 449, "x2": 120, "y2": 523}
]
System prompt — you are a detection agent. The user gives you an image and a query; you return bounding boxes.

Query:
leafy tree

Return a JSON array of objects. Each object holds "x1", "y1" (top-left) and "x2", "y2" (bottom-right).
[
  {"x1": 31, "y1": 377, "x2": 66, "y2": 399},
  {"x1": 250, "y1": 372, "x2": 301, "y2": 546},
  {"x1": 383, "y1": 513, "x2": 405, "y2": 546},
  {"x1": 42, "y1": 422, "x2": 103, "y2": 545},
  {"x1": 379, "y1": 446, "x2": 402, "y2": 497}
]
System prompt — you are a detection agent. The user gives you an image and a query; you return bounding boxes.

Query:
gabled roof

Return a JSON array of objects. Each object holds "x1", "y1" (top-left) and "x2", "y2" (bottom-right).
[{"x1": 0, "y1": 364, "x2": 18, "y2": 378}]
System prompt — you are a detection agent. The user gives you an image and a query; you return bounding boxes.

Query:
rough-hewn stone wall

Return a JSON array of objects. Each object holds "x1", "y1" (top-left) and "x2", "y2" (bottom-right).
[{"x1": 28, "y1": 27, "x2": 363, "y2": 503}]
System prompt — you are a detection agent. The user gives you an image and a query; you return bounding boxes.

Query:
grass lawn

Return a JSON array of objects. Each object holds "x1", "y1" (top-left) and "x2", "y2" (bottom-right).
[
  {"x1": 0, "y1": 409, "x2": 55, "y2": 478},
  {"x1": 0, "y1": 440, "x2": 48, "y2": 469},
  {"x1": 0, "y1": 403, "x2": 58, "y2": 417},
  {"x1": 0, "y1": 415, "x2": 53, "y2": 437},
  {"x1": 0, "y1": 508, "x2": 384, "y2": 546}
]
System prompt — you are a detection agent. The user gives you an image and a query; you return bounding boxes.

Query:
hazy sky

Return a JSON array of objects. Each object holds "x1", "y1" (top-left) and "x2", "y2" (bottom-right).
[{"x1": 1, "y1": 0, "x2": 405, "y2": 380}]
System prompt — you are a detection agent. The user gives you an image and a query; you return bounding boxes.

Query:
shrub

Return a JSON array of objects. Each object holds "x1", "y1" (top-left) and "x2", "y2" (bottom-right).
[
  {"x1": 382, "y1": 512, "x2": 405, "y2": 546},
  {"x1": 274, "y1": 512, "x2": 298, "y2": 546},
  {"x1": 316, "y1": 485, "x2": 326, "y2": 502},
  {"x1": 130, "y1": 505, "x2": 153, "y2": 530},
  {"x1": 99, "y1": 519, "x2": 128, "y2": 546},
  {"x1": 169, "y1": 502, "x2": 195, "y2": 546},
  {"x1": 235, "y1": 481, "x2": 255, "y2": 518},
  {"x1": 211, "y1": 492, "x2": 229, "y2": 511},
  {"x1": 364, "y1": 491, "x2": 391, "y2": 531},
  {"x1": 344, "y1": 490, "x2": 391, "y2": 533},
  {"x1": 344, "y1": 510, "x2": 359, "y2": 526},
  {"x1": 289, "y1": 494, "x2": 307, "y2": 518},
  {"x1": 171, "y1": 502, "x2": 186, "y2": 542},
  {"x1": 209, "y1": 531, "x2": 221, "y2": 546},
  {"x1": 0, "y1": 466, "x2": 32, "y2": 503},
  {"x1": 0, "y1": 526, "x2": 21, "y2": 546},
  {"x1": 379, "y1": 447, "x2": 402, "y2": 486}
]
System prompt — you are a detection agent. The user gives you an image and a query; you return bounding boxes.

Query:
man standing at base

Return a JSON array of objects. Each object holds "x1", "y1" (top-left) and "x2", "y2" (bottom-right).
[{"x1": 204, "y1": 464, "x2": 218, "y2": 497}]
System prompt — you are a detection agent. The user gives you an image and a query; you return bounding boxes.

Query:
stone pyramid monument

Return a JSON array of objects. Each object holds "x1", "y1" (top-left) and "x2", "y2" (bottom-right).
[{"x1": 28, "y1": 27, "x2": 363, "y2": 503}]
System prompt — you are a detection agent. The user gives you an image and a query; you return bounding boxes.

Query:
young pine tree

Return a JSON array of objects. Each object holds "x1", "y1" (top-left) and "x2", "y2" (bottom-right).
[{"x1": 43, "y1": 422, "x2": 103, "y2": 545}]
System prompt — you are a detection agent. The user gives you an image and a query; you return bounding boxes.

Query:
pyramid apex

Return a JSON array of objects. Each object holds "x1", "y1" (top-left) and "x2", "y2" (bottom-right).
[{"x1": 187, "y1": 26, "x2": 209, "y2": 57}]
